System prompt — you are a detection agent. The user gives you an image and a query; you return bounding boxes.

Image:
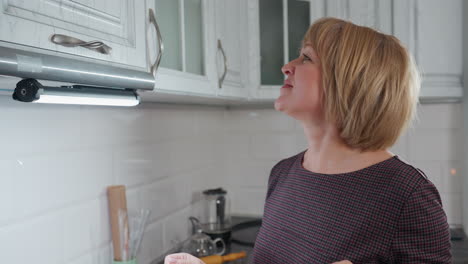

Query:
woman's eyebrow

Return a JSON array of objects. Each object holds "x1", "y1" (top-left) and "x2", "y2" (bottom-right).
[
  {"x1": 301, "y1": 44, "x2": 315, "y2": 54},
  {"x1": 299, "y1": 45, "x2": 312, "y2": 53},
  {"x1": 302, "y1": 45, "x2": 318, "y2": 58}
]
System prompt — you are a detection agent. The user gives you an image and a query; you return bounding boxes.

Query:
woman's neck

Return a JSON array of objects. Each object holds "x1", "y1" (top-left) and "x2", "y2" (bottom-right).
[{"x1": 301, "y1": 122, "x2": 392, "y2": 174}]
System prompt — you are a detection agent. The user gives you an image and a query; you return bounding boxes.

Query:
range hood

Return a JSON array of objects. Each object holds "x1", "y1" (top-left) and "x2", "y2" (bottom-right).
[{"x1": 0, "y1": 45, "x2": 156, "y2": 106}]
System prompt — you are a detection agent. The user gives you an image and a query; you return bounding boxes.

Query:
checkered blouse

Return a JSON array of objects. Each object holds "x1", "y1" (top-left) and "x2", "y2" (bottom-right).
[{"x1": 251, "y1": 151, "x2": 451, "y2": 263}]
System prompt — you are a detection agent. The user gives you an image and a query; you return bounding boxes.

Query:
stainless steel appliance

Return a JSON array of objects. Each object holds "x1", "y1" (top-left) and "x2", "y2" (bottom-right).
[{"x1": 200, "y1": 188, "x2": 232, "y2": 243}]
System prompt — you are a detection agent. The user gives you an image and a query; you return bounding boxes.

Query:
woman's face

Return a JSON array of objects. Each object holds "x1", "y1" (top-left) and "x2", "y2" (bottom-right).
[{"x1": 274, "y1": 44, "x2": 324, "y2": 122}]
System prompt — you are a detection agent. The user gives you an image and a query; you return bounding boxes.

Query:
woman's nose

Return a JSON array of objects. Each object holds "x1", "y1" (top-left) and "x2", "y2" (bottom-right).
[{"x1": 281, "y1": 61, "x2": 295, "y2": 76}]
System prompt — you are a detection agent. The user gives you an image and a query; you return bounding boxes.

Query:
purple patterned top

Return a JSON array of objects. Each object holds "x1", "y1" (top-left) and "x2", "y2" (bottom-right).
[{"x1": 251, "y1": 151, "x2": 451, "y2": 263}]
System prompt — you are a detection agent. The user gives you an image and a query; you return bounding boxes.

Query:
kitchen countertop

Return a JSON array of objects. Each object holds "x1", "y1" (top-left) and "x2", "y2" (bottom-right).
[
  {"x1": 223, "y1": 216, "x2": 262, "y2": 264},
  {"x1": 153, "y1": 217, "x2": 468, "y2": 264},
  {"x1": 451, "y1": 228, "x2": 468, "y2": 264}
]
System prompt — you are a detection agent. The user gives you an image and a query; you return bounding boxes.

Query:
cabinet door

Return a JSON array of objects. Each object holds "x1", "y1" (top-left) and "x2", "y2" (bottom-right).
[
  {"x1": 394, "y1": 0, "x2": 463, "y2": 100},
  {"x1": 151, "y1": 0, "x2": 216, "y2": 96},
  {"x1": 253, "y1": 0, "x2": 315, "y2": 100},
  {"x1": 214, "y1": 0, "x2": 248, "y2": 99},
  {"x1": 0, "y1": 0, "x2": 148, "y2": 70},
  {"x1": 325, "y1": 0, "x2": 392, "y2": 34}
]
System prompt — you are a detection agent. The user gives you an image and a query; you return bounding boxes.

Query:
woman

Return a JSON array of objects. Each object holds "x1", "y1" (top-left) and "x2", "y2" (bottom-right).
[{"x1": 165, "y1": 17, "x2": 452, "y2": 264}]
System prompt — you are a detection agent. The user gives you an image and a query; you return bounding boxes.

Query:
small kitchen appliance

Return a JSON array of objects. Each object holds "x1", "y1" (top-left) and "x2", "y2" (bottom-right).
[
  {"x1": 200, "y1": 188, "x2": 232, "y2": 244},
  {"x1": 183, "y1": 229, "x2": 226, "y2": 257}
]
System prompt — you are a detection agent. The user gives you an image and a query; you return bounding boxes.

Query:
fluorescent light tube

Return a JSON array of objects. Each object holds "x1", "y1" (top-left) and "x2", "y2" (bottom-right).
[
  {"x1": 12, "y1": 78, "x2": 140, "y2": 107},
  {"x1": 34, "y1": 90, "x2": 139, "y2": 107}
]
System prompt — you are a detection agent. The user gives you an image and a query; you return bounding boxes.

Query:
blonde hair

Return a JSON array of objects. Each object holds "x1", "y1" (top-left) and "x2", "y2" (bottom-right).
[{"x1": 303, "y1": 17, "x2": 421, "y2": 151}]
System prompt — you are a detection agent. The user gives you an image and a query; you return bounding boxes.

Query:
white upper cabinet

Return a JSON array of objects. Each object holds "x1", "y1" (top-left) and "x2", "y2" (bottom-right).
[
  {"x1": 325, "y1": 0, "x2": 392, "y2": 34},
  {"x1": 213, "y1": 0, "x2": 249, "y2": 99},
  {"x1": 0, "y1": 0, "x2": 148, "y2": 70},
  {"x1": 143, "y1": 0, "x2": 251, "y2": 100},
  {"x1": 251, "y1": 0, "x2": 462, "y2": 101},
  {"x1": 394, "y1": 0, "x2": 463, "y2": 100},
  {"x1": 148, "y1": 0, "x2": 217, "y2": 97},
  {"x1": 1, "y1": 0, "x2": 460, "y2": 104},
  {"x1": 249, "y1": 0, "x2": 317, "y2": 100}
]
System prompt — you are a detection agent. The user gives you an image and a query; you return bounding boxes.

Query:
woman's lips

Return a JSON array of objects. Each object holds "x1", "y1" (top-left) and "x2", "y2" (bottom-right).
[{"x1": 282, "y1": 84, "x2": 293, "y2": 88}]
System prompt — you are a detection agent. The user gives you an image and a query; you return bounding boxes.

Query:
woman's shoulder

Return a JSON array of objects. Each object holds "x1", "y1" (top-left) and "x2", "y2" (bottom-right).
[
  {"x1": 272, "y1": 151, "x2": 305, "y2": 171},
  {"x1": 379, "y1": 155, "x2": 434, "y2": 196},
  {"x1": 266, "y1": 151, "x2": 306, "y2": 198},
  {"x1": 268, "y1": 151, "x2": 306, "y2": 180}
]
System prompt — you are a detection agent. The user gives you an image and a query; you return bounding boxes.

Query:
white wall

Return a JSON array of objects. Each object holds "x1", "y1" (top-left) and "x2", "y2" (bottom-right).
[
  {"x1": 407, "y1": 104, "x2": 464, "y2": 227},
  {"x1": 0, "y1": 98, "x2": 225, "y2": 264},
  {"x1": 0, "y1": 99, "x2": 463, "y2": 264},
  {"x1": 462, "y1": 0, "x2": 468, "y2": 236},
  {"x1": 225, "y1": 104, "x2": 464, "y2": 227}
]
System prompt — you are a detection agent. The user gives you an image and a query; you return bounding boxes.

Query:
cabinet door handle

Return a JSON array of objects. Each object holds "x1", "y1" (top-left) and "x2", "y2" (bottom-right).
[
  {"x1": 50, "y1": 34, "x2": 112, "y2": 54},
  {"x1": 217, "y1": 39, "x2": 227, "y2": 89},
  {"x1": 149, "y1": 8, "x2": 164, "y2": 76}
]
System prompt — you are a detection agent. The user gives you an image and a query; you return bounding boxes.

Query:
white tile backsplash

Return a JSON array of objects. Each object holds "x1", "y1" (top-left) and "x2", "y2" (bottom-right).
[
  {"x1": 113, "y1": 144, "x2": 166, "y2": 187},
  {"x1": 0, "y1": 211, "x2": 66, "y2": 263},
  {"x1": 0, "y1": 97, "x2": 464, "y2": 264},
  {"x1": 139, "y1": 176, "x2": 191, "y2": 223},
  {"x1": 67, "y1": 245, "x2": 112, "y2": 264},
  {"x1": 0, "y1": 100, "x2": 82, "y2": 159},
  {"x1": 390, "y1": 132, "x2": 410, "y2": 160},
  {"x1": 0, "y1": 97, "x2": 225, "y2": 264},
  {"x1": 441, "y1": 193, "x2": 463, "y2": 225},
  {"x1": 250, "y1": 133, "x2": 299, "y2": 160},
  {"x1": 230, "y1": 187, "x2": 268, "y2": 216},
  {"x1": 224, "y1": 109, "x2": 296, "y2": 132},
  {"x1": 162, "y1": 206, "x2": 192, "y2": 252},
  {"x1": 138, "y1": 221, "x2": 164, "y2": 264},
  {"x1": 0, "y1": 151, "x2": 113, "y2": 225},
  {"x1": 149, "y1": 107, "x2": 198, "y2": 140},
  {"x1": 224, "y1": 159, "x2": 274, "y2": 188},
  {"x1": 441, "y1": 161, "x2": 463, "y2": 193},
  {"x1": 62, "y1": 199, "x2": 110, "y2": 261},
  {"x1": 415, "y1": 103, "x2": 462, "y2": 129},
  {"x1": 408, "y1": 129, "x2": 463, "y2": 161},
  {"x1": 410, "y1": 160, "x2": 444, "y2": 191},
  {"x1": 80, "y1": 106, "x2": 152, "y2": 148}
]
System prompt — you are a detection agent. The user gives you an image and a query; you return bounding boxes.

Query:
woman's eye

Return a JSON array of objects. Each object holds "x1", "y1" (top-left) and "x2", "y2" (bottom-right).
[{"x1": 301, "y1": 54, "x2": 311, "y2": 63}]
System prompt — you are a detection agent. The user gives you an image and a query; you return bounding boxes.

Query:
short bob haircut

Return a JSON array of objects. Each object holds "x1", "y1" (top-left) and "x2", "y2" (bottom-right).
[{"x1": 303, "y1": 17, "x2": 421, "y2": 151}]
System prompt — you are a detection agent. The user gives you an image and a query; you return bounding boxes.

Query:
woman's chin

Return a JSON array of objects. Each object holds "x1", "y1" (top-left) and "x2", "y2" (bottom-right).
[{"x1": 274, "y1": 98, "x2": 285, "y2": 111}]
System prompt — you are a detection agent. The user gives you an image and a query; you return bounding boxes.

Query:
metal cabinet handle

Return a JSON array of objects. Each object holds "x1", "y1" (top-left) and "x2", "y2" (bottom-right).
[
  {"x1": 50, "y1": 34, "x2": 112, "y2": 54},
  {"x1": 149, "y1": 8, "x2": 164, "y2": 76},
  {"x1": 217, "y1": 39, "x2": 227, "y2": 89}
]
